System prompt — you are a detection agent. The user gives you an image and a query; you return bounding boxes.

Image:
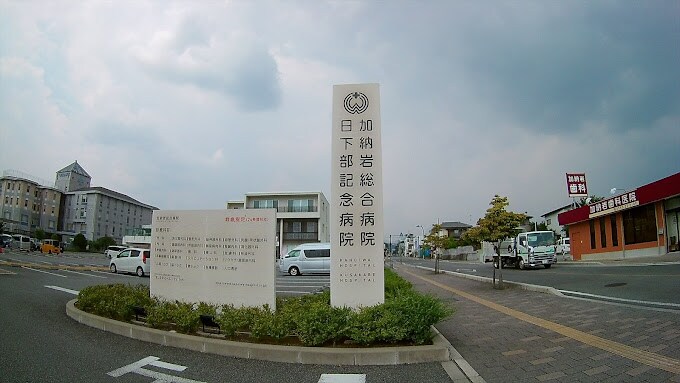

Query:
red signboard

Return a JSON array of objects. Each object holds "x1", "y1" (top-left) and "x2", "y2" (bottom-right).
[{"x1": 566, "y1": 173, "x2": 588, "y2": 198}]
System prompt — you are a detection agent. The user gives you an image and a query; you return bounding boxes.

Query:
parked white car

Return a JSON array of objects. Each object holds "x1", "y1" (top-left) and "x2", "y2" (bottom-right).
[
  {"x1": 109, "y1": 247, "x2": 150, "y2": 277},
  {"x1": 556, "y1": 237, "x2": 571, "y2": 255},
  {"x1": 105, "y1": 245, "x2": 127, "y2": 259}
]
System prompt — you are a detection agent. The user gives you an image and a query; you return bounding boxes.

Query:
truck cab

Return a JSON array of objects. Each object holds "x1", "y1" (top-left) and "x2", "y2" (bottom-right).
[{"x1": 514, "y1": 231, "x2": 557, "y2": 269}]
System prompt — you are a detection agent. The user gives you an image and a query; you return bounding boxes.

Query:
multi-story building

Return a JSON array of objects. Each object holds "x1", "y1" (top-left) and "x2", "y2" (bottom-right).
[
  {"x1": 227, "y1": 192, "x2": 330, "y2": 258},
  {"x1": 55, "y1": 161, "x2": 91, "y2": 193},
  {"x1": 59, "y1": 187, "x2": 157, "y2": 244},
  {"x1": 2, "y1": 162, "x2": 158, "y2": 246},
  {"x1": 0, "y1": 171, "x2": 62, "y2": 236}
]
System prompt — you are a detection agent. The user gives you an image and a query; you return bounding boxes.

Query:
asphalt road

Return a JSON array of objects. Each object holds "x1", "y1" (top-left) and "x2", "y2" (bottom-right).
[
  {"x1": 0, "y1": 249, "x2": 331, "y2": 296},
  {"x1": 0, "y1": 253, "x2": 451, "y2": 383},
  {"x1": 397, "y1": 257, "x2": 680, "y2": 307}
]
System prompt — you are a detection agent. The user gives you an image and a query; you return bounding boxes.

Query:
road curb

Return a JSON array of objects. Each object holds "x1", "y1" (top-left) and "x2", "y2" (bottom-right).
[
  {"x1": 65, "y1": 299, "x2": 450, "y2": 366},
  {"x1": 410, "y1": 264, "x2": 564, "y2": 297}
]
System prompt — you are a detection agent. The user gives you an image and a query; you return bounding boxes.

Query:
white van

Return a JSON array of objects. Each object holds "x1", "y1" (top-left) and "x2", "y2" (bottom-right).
[
  {"x1": 556, "y1": 237, "x2": 571, "y2": 255},
  {"x1": 279, "y1": 243, "x2": 331, "y2": 276},
  {"x1": 12, "y1": 234, "x2": 32, "y2": 251}
]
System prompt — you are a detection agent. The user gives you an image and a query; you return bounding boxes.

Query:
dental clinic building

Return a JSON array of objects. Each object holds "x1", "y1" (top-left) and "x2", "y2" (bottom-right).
[{"x1": 558, "y1": 172, "x2": 680, "y2": 261}]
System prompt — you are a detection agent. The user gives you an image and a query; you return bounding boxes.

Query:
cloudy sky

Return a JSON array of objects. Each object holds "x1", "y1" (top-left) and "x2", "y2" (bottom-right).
[{"x1": 1, "y1": 1, "x2": 678, "y2": 238}]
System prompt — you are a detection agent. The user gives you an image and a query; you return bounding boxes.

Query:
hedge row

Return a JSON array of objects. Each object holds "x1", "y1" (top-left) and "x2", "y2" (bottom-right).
[{"x1": 76, "y1": 268, "x2": 453, "y2": 346}]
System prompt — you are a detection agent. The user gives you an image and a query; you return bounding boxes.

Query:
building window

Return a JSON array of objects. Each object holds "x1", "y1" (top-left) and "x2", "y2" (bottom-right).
[
  {"x1": 292, "y1": 222, "x2": 302, "y2": 233},
  {"x1": 589, "y1": 220, "x2": 596, "y2": 249},
  {"x1": 21, "y1": 214, "x2": 28, "y2": 224},
  {"x1": 307, "y1": 222, "x2": 317, "y2": 233},
  {"x1": 623, "y1": 204, "x2": 657, "y2": 245},
  {"x1": 599, "y1": 217, "x2": 607, "y2": 248},
  {"x1": 546, "y1": 219, "x2": 551, "y2": 226},
  {"x1": 611, "y1": 215, "x2": 619, "y2": 247},
  {"x1": 253, "y1": 200, "x2": 277, "y2": 209},
  {"x1": 48, "y1": 220, "x2": 55, "y2": 229}
]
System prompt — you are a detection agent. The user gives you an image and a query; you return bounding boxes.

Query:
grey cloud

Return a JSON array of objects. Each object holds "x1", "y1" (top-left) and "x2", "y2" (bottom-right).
[{"x1": 135, "y1": 16, "x2": 282, "y2": 112}]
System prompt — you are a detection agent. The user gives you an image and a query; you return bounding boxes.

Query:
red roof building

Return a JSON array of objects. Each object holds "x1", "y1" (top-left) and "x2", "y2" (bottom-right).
[{"x1": 558, "y1": 172, "x2": 680, "y2": 261}]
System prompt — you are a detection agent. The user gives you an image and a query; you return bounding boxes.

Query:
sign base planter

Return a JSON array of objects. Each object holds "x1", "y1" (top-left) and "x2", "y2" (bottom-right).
[{"x1": 66, "y1": 299, "x2": 449, "y2": 365}]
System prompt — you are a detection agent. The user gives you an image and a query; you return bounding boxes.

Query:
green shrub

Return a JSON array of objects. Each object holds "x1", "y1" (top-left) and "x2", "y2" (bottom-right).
[
  {"x1": 77, "y1": 284, "x2": 152, "y2": 321},
  {"x1": 145, "y1": 299, "x2": 176, "y2": 329},
  {"x1": 296, "y1": 301, "x2": 353, "y2": 346},
  {"x1": 172, "y1": 302, "x2": 201, "y2": 334},
  {"x1": 384, "y1": 268, "x2": 413, "y2": 298},
  {"x1": 76, "y1": 268, "x2": 453, "y2": 346}
]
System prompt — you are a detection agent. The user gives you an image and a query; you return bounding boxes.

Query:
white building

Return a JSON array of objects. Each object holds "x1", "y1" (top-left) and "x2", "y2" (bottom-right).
[
  {"x1": 541, "y1": 203, "x2": 574, "y2": 238},
  {"x1": 227, "y1": 191, "x2": 330, "y2": 258}
]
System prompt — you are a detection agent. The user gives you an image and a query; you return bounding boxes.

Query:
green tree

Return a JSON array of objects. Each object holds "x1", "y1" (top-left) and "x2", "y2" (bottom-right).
[
  {"x1": 576, "y1": 195, "x2": 604, "y2": 207},
  {"x1": 34, "y1": 228, "x2": 46, "y2": 241},
  {"x1": 73, "y1": 233, "x2": 88, "y2": 252},
  {"x1": 462, "y1": 195, "x2": 527, "y2": 289},
  {"x1": 51, "y1": 233, "x2": 59, "y2": 241},
  {"x1": 92, "y1": 236, "x2": 116, "y2": 252}
]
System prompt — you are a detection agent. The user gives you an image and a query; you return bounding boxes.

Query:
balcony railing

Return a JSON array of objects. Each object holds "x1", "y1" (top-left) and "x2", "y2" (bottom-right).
[{"x1": 250, "y1": 206, "x2": 318, "y2": 213}]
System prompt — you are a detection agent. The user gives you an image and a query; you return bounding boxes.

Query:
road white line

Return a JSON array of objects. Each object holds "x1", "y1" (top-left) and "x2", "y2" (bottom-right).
[
  {"x1": 61, "y1": 269, "x2": 108, "y2": 279},
  {"x1": 22, "y1": 267, "x2": 67, "y2": 278},
  {"x1": 0, "y1": 268, "x2": 16, "y2": 275},
  {"x1": 45, "y1": 285, "x2": 79, "y2": 295},
  {"x1": 557, "y1": 289, "x2": 680, "y2": 308},
  {"x1": 319, "y1": 374, "x2": 366, "y2": 383}
]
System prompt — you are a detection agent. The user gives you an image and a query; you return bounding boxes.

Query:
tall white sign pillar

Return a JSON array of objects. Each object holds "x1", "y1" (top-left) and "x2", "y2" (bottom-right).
[{"x1": 331, "y1": 83, "x2": 385, "y2": 308}]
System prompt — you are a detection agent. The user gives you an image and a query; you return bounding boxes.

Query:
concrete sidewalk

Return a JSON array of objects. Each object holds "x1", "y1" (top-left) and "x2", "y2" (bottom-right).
[{"x1": 394, "y1": 264, "x2": 680, "y2": 383}]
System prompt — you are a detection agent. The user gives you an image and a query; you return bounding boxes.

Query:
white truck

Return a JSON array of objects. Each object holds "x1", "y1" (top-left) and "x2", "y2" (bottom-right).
[{"x1": 493, "y1": 230, "x2": 557, "y2": 270}]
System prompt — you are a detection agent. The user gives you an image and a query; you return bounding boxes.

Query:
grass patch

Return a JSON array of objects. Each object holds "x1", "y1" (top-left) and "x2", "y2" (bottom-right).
[{"x1": 76, "y1": 269, "x2": 453, "y2": 346}]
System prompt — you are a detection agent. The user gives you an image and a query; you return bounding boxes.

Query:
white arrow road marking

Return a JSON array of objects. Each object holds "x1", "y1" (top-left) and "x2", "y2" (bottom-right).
[
  {"x1": 318, "y1": 374, "x2": 366, "y2": 383},
  {"x1": 149, "y1": 360, "x2": 187, "y2": 371},
  {"x1": 22, "y1": 267, "x2": 67, "y2": 278},
  {"x1": 45, "y1": 285, "x2": 79, "y2": 295},
  {"x1": 108, "y1": 356, "x2": 205, "y2": 383}
]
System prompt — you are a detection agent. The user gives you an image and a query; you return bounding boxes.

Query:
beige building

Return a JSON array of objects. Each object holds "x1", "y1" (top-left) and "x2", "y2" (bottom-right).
[
  {"x1": 227, "y1": 191, "x2": 330, "y2": 258},
  {"x1": 0, "y1": 171, "x2": 63, "y2": 236}
]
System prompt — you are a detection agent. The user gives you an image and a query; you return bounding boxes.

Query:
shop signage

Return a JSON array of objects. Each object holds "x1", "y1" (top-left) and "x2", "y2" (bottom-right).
[
  {"x1": 566, "y1": 173, "x2": 588, "y2": 198},
  {"x1": 331, "y1": 83, "x2": 385, "y2": 309},
  {"x1": 588, "y1": 190, "x2": 639, "y2": 218}
]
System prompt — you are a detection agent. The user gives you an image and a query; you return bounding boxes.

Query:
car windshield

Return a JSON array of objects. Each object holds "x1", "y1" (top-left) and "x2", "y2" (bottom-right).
[{"x1": 527, "y1": 232, "x2": 555, "y2": 247}]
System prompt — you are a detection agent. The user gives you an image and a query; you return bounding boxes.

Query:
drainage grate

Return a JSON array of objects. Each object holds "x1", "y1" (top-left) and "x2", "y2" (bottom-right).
[{"x1": 604, "y1": 282, "x2": 627, "y2": 287}]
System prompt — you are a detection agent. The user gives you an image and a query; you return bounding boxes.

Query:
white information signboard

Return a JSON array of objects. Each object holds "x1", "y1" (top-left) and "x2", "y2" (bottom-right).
[
  {"x1": 331, "y1": 83, "x2": 385, "y2": 308},
  {"x1": 150, "y1": 209, "x2": 276, "y2": 309}
]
